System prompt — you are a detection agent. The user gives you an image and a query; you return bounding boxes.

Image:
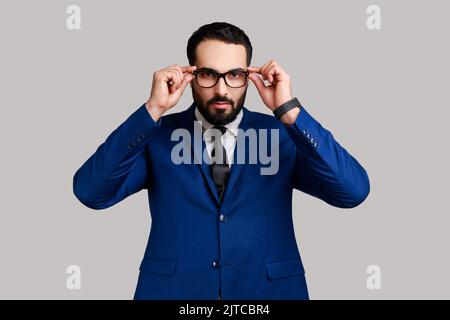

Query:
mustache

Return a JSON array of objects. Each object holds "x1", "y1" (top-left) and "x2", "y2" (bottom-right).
[{"x1": 209, "y1": 98, "x2": 233, "y2": 105}]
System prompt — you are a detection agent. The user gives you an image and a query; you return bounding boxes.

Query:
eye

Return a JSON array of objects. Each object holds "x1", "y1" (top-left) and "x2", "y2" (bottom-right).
[{"x1": 229, "y1": 71, "x2": 245, "y2": 78}]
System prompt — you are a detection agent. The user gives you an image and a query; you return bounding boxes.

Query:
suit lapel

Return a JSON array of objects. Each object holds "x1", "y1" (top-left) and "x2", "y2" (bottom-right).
[
  {"x1": 176, "y1": 102, "x2": 220, "y2": 205},
  {"x1": 175, "y1": 102, "x2": 254, "y2": 208},
  {"x1": 220, "y1": 106, "x2": 254, "y2": 206}
]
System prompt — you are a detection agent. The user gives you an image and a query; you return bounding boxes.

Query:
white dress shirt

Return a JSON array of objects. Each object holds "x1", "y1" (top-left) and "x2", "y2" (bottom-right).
[{"x1": 194, "y1": 106, "x2": 243, "y2": 167}]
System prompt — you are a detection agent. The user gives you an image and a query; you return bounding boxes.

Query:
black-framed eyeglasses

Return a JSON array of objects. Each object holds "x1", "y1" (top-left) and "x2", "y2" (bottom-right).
[{"x1": 192, "y1": 68, "x2": 249, "y2": 88}]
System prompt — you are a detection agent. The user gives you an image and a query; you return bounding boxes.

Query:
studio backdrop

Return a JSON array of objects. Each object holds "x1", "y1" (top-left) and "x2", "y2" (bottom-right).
[{"x1": 0, "y1": 0, "x2": 449, "y2": 299}]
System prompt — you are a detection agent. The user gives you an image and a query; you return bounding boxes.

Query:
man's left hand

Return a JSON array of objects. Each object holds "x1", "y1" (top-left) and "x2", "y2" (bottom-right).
[{"x1": 248, "y1": 59, "x2": 300, "y2": 125}]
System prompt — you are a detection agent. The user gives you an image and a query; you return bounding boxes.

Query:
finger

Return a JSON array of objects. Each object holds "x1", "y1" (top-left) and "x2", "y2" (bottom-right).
[
  {"x1": 267, "y1": 64, "x2": 278, "y2": 84},
  {"x1": 247, "y1": 66, "x2": 261, "y2": 74},
  {"x1": 259, "y1": 60, "x2": 273, "y2": 77},
  {"x1": 166, "y1": 71, "x2": 180, "y2": 92},
  {"x1": 171, "y1": 66, "x2": 184, "y2": 90},
  {"x1": 180, "y1": 65, "x2": 197, "y2": 73},
  {"x1": 169, "y1": 67, "x2": 184, "y2": 89},
  {"x1": 261, "y1": 61, "x2": 276, "y2": 81},
  {"x1": 164, "y1": 70, "x2": 177, "y2": 85},
  {"x1": 264, "y1": 64, "x2": 274, "y2": 83},
  {"x1": 178, "y1": 73, "x2": 195, "y2": 92},
  {"x1": 174, "y1": 70, "x2": 185, "y2": 91},
  {"x1": 248, "y1": 72, "x2": 268, "y2": 94}
]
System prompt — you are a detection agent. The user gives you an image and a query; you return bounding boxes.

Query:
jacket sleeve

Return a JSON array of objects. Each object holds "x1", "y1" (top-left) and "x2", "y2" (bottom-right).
[
  {"x1": 73, "y1": 103, "x2": 161, "y2": 210},
  {"x1": 284, "y1": 106, "x2": 370, "y2": 208}
]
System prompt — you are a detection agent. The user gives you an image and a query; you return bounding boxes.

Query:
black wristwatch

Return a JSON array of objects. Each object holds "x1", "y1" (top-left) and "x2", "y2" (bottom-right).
[{"x1": 273, "y1": 97, "x2": 302, "y2": 120}]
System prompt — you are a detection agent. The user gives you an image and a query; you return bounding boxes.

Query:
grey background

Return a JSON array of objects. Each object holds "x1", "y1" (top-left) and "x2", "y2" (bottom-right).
[{"x1": 1, "y1": 0, "x2": 449, "y2": 299}]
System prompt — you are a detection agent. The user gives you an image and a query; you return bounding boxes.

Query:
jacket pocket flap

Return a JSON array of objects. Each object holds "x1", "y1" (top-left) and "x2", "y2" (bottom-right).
[
  {"x1": 139, "y1": 257, "x2": 177, "y2": 276},
  {"x1": 266, "y1": 259, "x2": 305, "y2": 280}
]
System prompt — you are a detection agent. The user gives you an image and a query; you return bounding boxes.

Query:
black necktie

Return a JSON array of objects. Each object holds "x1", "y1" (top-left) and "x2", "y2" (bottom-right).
[{"x1": 210, "y1": 126, "x2": 230, "y2": 203}]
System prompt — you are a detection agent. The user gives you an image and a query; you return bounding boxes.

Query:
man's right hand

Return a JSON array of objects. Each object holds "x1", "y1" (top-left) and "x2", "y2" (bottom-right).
[{"x1": 145, "y1": 64, "x2": 197, "y2": 121}]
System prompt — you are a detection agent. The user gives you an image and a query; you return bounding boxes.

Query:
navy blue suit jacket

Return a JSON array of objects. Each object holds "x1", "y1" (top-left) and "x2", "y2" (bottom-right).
[{"x1": 73, "y1": 102, "x2": 370, "y2": 299}]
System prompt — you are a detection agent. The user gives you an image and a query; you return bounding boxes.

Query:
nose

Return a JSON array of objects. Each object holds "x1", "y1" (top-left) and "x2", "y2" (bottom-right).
[{"x1": 214, "y1": 77, "x2": 229, "y2": 97}]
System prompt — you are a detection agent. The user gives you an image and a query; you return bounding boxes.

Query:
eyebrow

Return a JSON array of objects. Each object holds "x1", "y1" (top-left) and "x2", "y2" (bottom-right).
[{"x1": 197, "y1": 67, "x2": 246, "y2": 73}]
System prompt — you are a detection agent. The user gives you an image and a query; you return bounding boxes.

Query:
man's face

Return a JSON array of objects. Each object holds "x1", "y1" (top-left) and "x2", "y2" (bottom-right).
[{"x1": 190, "y1": 39, "x2": 249, "y2": 126}]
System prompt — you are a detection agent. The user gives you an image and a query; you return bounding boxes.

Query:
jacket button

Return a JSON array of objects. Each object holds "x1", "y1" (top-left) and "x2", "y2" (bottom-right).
[
  {"x1": 212, "y1": 260, "x2": 221, "y2": 269},
  {"x1": 219, "y1": 214, "x2": 226, "y2": 222}
]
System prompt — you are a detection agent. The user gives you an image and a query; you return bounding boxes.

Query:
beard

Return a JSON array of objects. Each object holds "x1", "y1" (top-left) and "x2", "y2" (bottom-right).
[{"x1": 192, "y1": 88, "x2": 247, "y2": 126}]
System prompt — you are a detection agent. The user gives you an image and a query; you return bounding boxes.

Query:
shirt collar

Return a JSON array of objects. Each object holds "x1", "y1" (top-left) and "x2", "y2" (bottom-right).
[{"x1": 194, "y1": 104, "x2": 243, "y2": 138}]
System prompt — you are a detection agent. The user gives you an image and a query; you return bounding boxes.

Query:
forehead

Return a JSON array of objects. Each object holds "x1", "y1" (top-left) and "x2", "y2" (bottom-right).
[{"x1": 195, "y1": 39, "x2": 247, "y2": 73}]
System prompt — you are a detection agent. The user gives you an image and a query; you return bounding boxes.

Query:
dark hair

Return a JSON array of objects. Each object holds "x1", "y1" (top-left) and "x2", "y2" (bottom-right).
[{"x1": 187, "y1": 22, "x2": 252, "y2": 67}]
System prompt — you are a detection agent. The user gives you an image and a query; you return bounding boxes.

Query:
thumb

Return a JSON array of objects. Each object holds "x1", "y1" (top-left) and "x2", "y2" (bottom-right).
[{"x1": 248, "y1": 73, "x2": 267, "y2": 95}]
